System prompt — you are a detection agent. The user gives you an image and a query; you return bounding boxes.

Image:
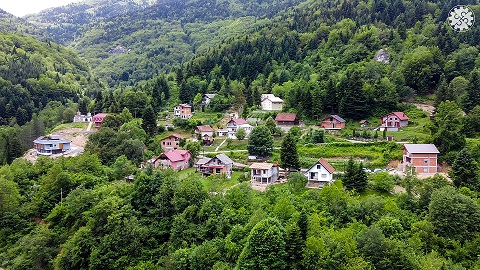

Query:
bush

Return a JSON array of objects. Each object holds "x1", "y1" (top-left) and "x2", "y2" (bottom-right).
[{"x1": 370, "y1": 172, "x2": 395, "y2": 193}]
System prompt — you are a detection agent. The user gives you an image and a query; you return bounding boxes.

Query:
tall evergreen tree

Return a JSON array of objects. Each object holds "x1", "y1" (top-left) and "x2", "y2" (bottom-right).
[
  {"x1": 285, "y1": 222, "x2": 303, "y2": 270},
  {"x1": 339, "y1": 71, "x2": 368, "y2": 119},
  {"x1": 355, "y1": 162, "x2": 368, "y2": 192},
  {"x1": 343, "y1": 157, "x2": 356, "y2": 190},
  {"x1": 450, "y1": 148, "x2": 479, "y2": 191},
  {"x1": 434, "y1": 74, "x2": 454, "y2": 108},
  {"x1": 463, "y1": 69, "x2": 480, "y2": 113},
  {"x1": 280, "y1": 132, "x2": 300, "y2": 172},
  {"x1": 141, "y1": 105, "x2": 157, "y2": 136}
]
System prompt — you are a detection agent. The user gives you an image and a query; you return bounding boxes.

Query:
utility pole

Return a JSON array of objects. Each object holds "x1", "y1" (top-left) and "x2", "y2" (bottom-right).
[{"x1": 60, "y1": 188, "x2": 63, "y2": 206}]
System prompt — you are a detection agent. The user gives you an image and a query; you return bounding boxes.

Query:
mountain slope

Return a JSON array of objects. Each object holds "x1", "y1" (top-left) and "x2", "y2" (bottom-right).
[{"x1": 0, "y1": 9, "x2": 46, "y2": 38}]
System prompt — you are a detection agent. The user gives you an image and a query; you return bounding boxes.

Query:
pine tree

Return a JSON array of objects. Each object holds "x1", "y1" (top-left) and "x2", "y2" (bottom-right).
[
  {"x1": 450, "y1": 148, "x2": 479, "y2": 191},
  {"x1": 285, "y1": 222, "x2": 303, "y2": 270},
  {"x1": 280, "y1": 132, "x2": 300, "y2": 172},
  {"x1": 141, "y1": 105, "x2": 157, "y2": 136},
  {"x1": 339, "y1": 71, "x2": 368, "y2": 119},
  {"x1": 434, "y1": 75, "x2": 454, "y2": 108},
  {"x1": 343, "y1": 157, "x2": 356, "y2": 190},
  {"x1": 355, "y1": 162, "x2": 368, "y2": 192},
  {"x1": 463, "y1": 69, "x2": 480, "y2": 113}
]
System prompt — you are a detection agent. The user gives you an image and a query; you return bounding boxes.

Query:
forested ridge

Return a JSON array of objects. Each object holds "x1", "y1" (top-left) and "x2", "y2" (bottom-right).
[{"x1": 2, "y1": 0, "x2": 480, "y2": 269}]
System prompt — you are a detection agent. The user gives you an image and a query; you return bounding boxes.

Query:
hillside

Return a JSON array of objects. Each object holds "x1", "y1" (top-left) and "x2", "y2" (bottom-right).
[{"x1": 0, "y1": 9, "x2": 45, "y2": 38}]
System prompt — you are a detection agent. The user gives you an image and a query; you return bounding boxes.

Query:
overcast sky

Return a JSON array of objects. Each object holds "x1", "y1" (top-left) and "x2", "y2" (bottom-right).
[{"x1": 0, "y1": 0, "x2": 81, "y2": 17}]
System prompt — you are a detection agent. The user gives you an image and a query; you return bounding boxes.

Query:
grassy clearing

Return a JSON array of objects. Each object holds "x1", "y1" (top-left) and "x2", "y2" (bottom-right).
[
  {"x1": 192, "y1": 112, "x2": 224, "y2": 124},
  {"x1": 199, "y1": 171, "x2": 242, "y2": 192},
  {"x1": 50, "y1": 122, "x2": 89, "y2": 132}
]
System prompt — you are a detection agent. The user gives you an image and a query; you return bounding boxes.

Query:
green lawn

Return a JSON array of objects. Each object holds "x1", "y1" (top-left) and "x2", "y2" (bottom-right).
[
  {"x1": 198, "y1": 171, "x2": 242, "y2": 192},
  {"x1": 192, "y1": 112, "x2": 224, "y2": 124},
  {"x1": 50, "y1": 122, "x2": 89, "y2": 132}
]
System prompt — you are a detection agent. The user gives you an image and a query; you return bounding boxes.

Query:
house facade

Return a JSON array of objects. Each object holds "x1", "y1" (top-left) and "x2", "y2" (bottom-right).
[
  {"x1": 73, "y1": 111, "x2": 92, "y2": 123},
  {"x1": 197, "y1": 154, "x2": 234, "y2": 178},
  {"x1": 154, "y1": 150, "x2": 191, "y2": 171},
  {"x1": 33, "y1": 136, "x2": 71, "y2": 156},
  {"x1": 174, "y1": 104, "x2": 192, "y2": 119},
  {"x1": 160, "y1": 134, "x2": 183, "y2": 151},
  {"x1": 402, "y1": 144, "x2": 439, "y2": 174},
  {"x1": 226, "y1": 118, "x2": 253, "y2": 139},
  {"x1": 275, "y1": 113, "x2": 299, "y2": 126},
  {"x1": 202, "y1": 94, "x2": 216, "y2": 106},
  {"x1": 304, "y1": 158, "x2": 335, "y2": 188},
  {"x1": 92, "y1": 113, "x2": 108, "y2": 130},
  {"x1": 261, "y1": 94, "x2": 284, "y2": 111},
  {"x1": 250, "y1": 163, "x2": 279, "y2": 185},
  {"x1": 321, "y1": 115, "x2": 346, "y2": 130},
  {"x1": 380, "y1": 112, "x2": 409, "y2": 131}
]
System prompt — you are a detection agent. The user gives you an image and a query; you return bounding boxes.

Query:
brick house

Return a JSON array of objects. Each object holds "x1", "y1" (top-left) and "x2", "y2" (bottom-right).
[
  {"x1": 160, "y1": 134, "x2": 183, "y2": 151},
  {"x1": 174, "y1": 104, "x2": 192, "y2": 119},
  {"x1": 401, "y1": 144, "x2": 440, "y2": 174},
  {"x1": 304, "y1": 158, "x2": 335, "y2": 188},
  {"x1": 275, "y1": 113, "x2": 299, "y2": 126},
  {"x1": 320, "y1": 115, "x2": 346, "y2": 130}
]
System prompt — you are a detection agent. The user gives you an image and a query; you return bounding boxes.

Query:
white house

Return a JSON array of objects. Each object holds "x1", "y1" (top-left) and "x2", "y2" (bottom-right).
[
  {"x1": 226, "y1": 118, "x2": 253, "y2": 139},
  {"x1": 304, "y1": 158, "x2": 335, "y2": 188},
  {"x1": 202, "y1": 94, "x2": 216, "y2": 106},
  {"x1": 250, "y1": 163, "x2": 279, "y2": 185},
  {"x1": 73, "y1": 111, "x2": 92, "y2": 122},
  {"x1": 261, "y1": 94, "x2": 284, "y2": 111}
]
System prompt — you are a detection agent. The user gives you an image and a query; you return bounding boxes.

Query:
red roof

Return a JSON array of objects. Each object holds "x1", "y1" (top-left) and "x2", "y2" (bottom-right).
[
  {"x1": 275, "y1": 113, "x2": 298, "y2": 122},
  {"x1": 196, "y1": 125, "x2": 214, "y2": 132},
  {"x1": 161, "y1": 150, "x2": 190, "y2": 162},
  {"x1": 383, "y1": 112, "x2": 409, "y2": 121},
  {"x1": 230, "y1": 118, "x2": 248, "y2": 125},
  {"x1": 92, "y1": 113, "x2": 108, "y2": 122},
  {"x1": 318, "y1": 158, "x2": 335, "y2": 174},
  {"x1": 163, "y1": 134, "x2": 183, "y2": 140}
]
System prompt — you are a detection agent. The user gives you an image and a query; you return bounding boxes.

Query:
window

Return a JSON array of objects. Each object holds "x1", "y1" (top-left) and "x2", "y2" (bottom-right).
[
  {"x1": 317, "y1": 165, "x2": 321, "y2": 170},
  {"x1": 424, "y1": 168, "x2": 428, "y2": 173},
  {"x1": 263, "y1": 169, "x2": 267, "y2": 174},
  {"x1": 216, "y1": 168, "x2": 221, "y2": 174},
  {"x1": 424, "y1": 159, "x2": 428, "y2": 164},
  {"x1": 321, "y1": 174, "x2": 327, "y2": 178}
]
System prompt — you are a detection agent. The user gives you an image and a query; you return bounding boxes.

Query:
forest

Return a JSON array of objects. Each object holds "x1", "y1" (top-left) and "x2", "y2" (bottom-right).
[{"x1": 1, "y1": 0, "x2": 480, "y2": 268}]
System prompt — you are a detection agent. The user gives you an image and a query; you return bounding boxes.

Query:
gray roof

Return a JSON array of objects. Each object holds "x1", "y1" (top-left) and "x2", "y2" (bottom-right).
[
  {"x1": 402, "y1": 144, "x2": 440, "y2": 154},
  {"x1": 205, "y1": 94, "x2": 216, "y2": 98},
  {"x1": 196, "y1": 157, "x2": 211, "y2": 166},
  {"x1": 331, "y1": 115, "x2": 346, "y2": 123},
  {"x1": 216, "y1": 153, "x2": 234, "y2": 165}
]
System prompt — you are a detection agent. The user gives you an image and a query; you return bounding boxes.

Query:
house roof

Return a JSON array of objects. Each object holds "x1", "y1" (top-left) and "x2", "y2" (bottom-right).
[
  {"x1": 33, "y1": 136, "x2": 71, "y2": 144},
  {"x1": 318, "y1": 158, "x2": 335, "y2": 173},
  {"x1": 204, "y1": 94, "x2": 216, "y2": 99},
  {"x1": 261, "y1": 94, "x2": 284, "y2": 103},
  {"x1": 162, "y1": 134, "x2": 184, "y2": 140},
  {"x1": 177, "y1": 103, "x2": 192, "y2": 108},
  {"x1": 215, "y1": 154, "x2": 234, "y2": 165},
  {"x1": 402, "y1": 144, "x2": 440, "y2": 154},
  {"x1": 160, "y1": 150, "x2": 190, "y2": 162},
  {"x1": 324, "y1": 114, "x2": 345, "y2": 123},
  {"x1": 359, "y1": 120, "x2": 369, "y2": 124},
  {"x1": 229, "y1": 118, "x2": 248, "y2": 125},
  {"x1": 275, "y1": 113, "x2": 298, "y2": 122},
  {"x1": 195, "y1": 157, "x2": 212, "y2": 166},
  {"x1": 196, "y1": 125, "x2": 214, "y2": 132},
  {"x1": 92, "y1": 113, "x2": 108, "y2": 119},
  {"x1": 250, "y1": 163, "x2": 277, "y2": 169},
  {"x1": 384, "y1": 112, "x2": 409, "y2": 120}
]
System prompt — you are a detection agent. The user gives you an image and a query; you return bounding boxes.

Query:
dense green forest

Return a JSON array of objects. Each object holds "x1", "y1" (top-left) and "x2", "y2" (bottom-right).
[{"x1": 2, "y1": 0, "x2": 480, "y2": 268}]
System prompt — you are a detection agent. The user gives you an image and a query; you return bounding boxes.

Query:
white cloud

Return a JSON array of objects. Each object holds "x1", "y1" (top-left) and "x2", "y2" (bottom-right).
[{"x1": 0, "y1": 0, "x2": 81, "y2": 17}]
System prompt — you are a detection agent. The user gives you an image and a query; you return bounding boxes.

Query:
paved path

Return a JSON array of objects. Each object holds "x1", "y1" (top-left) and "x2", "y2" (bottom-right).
[
  {"x1": 86, "y1": 121, "x2": 93, "y2": 132},
  {"x1": 215, "y1": 138, "x2": 227, "y2": 152}
]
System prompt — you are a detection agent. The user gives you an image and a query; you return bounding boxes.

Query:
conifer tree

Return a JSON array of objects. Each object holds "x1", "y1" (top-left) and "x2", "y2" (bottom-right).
[
  {"x1": 463, "y1": 69, "x2": 480, "y2": 113},
  {"x1": 343, "y1": 157, "x2": 356, "y2": 190},
  {"x1": 355, "y1": 162, "x2": 368, "y2": 192},
  {"x1": 280, "y1": 132, "x2": 300, "y2": 172},
  {"x1": 450, "y1": 148, "x2": 479, "y2": 191},
  {"x1": 141, "y1": 105, "x2": 157, "y2": 136}
]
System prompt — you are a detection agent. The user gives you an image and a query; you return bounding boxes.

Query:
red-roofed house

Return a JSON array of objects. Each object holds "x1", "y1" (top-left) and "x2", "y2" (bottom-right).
[
  {"x1": 275, "y1": 113, "x2": 299, "y2": 126},
  {"x1": 380, "y1": 112, "x2": 409, "y2": 131},
  {"x1": 401, "y1": 144, "x2": 439, "y2": 174},
  {"x1": 92, "y1": 113, "x2": 108, "y2": 130},
  {"x1": 321, "y1": 115, "x2": 346, "y2": 130},
  {"x1": 226, "y1": 118, "x2": 253, "y2": 139},
  {"x1": 174, "y1": 104, "x2": 192, "y2": 119},
  {"x1": 304, "y1": 158, "x2": 335, "y2": 188},
  {"x1": 160, "y1": 134, "x2": 184, "y2": 151},
  {"x1": 154, "y1": 150, "x2": 191, "y2": 170}
]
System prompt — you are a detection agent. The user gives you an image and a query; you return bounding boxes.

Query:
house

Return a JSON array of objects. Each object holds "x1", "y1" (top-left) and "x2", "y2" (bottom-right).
[
  {"x1": 92, "y1": 113, "x2": 108, "y2": 130},
  {"x1": 226, "y1": 118, "x2": 253, "y2": 139},
  {"x1": 250, "y1": 163, "x2": 279, "y2": 185},
  {"x1": 217, "y1": 128, "x2": 228, "y2": 137},
  {"x1": 33, "y1": 136, "x2": 71, "y2": 156},
  {"x1": 197, "y1": 154, "x2": 234, "y2": 178},
  {"x1": 174, "y1": 104, "x2": 192, "y2": 119},
  {"x1": 261, "y1": 94, "x2": 284, "y2": 111},
  {"x1": 275, "y1": 113, "x2": 299, "y2": 126},
  {"x1": 195, "y1": 125, "x2": 215, "y2": 145},
  {"x1": 380, "y1": 112, "x2": 409, "y2": 131},
  {"x1": 304, "y1": 158, "x2": 335, "y2": 188},
  {"x1": 401, "y1": 144, "x2": 439, "y2": 174},
  {"x1": 153, "y1": 150, "x2": 191, "y2": 171},
  {"x1": 202, "y1": 94, "x2": 216, "y2": 106},
  {"x1": 359, "y1": 120, "x2": 369, "y2": 127},
  {"x1": 160, "y1": 134, "x2": 183, "y2": 151},
  {"x1": 73, "y1": 111, "x2": 92, "y2": 123},
  {"x1": 321, "y1": 115, "x2": 346, "y2": 130}
]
